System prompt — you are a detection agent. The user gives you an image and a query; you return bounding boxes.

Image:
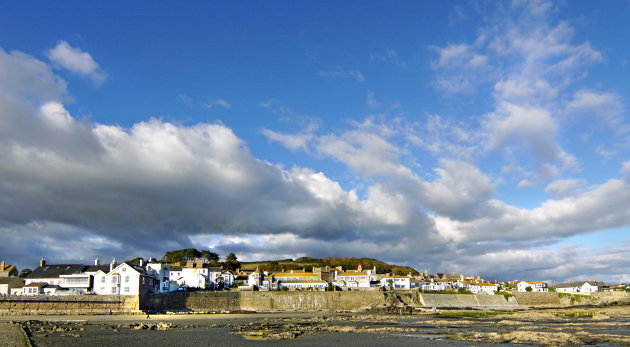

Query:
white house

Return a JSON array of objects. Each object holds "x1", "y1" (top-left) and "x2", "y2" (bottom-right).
[
  {"x1": 278, "y1": 280, "x2": 328, "y2": 290},
  {"x1": 555, "y1": 281, "x2": 604, "y2": 293},
  {"x1": 517, "y1": 281, "x2": 548, "y2": 292},
  {"x1": 247, "y1": 267, "x2": 263, "y2": 287},
  {"x1": 380, "y1": 276, "x2": 411, "y2": 290},
  {"x1": 463, "y1": 282, "x2": 498, "y2": 294},
  {"x1": 93, "y1": 260, "x2": 158, "y2": 295},
  {"x1": 270, "y1": 270, "x2": 327, "y2": 290},
  {"x1": 417, "y1": 280, "x2": 453, "y2": 291},
  {"x1": 22, "y1": 282, "x2": 46, "y2": 296},
  {"x1": 221, "y1": 271, "x2": 235, "y2": 289},
  {"x1": 169, "y1": 261, "x2": 222, "y2": 289},
  {"x1": 10, "y1": 286, "x2": 24, "y2": 296},
  {"x1": 0, "y1": 277, "x2": 23, "y2": 296},
  {"x1": 146, "y1": 262, "x2": 172, "y2": 293}
]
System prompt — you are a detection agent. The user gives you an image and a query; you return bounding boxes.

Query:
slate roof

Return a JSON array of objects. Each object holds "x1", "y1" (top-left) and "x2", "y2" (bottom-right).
[
  {"x1": 555, "y1": 281, "x2": 605, "y2": 288},
  {"x1": 27, "y1": 264, "x2": 86, "y2": 279},
  {"x1": 84, "y1": 265, "x2": 111, "y2": 273}
]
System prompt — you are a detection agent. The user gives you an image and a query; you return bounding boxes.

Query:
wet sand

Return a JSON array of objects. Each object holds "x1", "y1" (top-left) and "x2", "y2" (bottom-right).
[{"x1": 2, "y1": 304, "x2": 629, "y2": 346}]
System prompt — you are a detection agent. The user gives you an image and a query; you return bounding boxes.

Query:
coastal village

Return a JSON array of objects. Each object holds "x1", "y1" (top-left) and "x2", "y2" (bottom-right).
[{"x1": 0, "y1": 257, "x2": 622, "y2": 298}]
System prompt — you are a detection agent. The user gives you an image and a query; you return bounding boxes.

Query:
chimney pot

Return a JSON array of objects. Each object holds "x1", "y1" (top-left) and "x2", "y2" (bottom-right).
[{"x1": 40, "y1": 257, "x2": 46, "y2": 267}]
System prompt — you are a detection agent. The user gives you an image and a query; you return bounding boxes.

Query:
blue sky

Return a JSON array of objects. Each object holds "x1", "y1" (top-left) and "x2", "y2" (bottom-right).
[{"x1": 1, "y1": 1, "x2": 629, "y2": 283}]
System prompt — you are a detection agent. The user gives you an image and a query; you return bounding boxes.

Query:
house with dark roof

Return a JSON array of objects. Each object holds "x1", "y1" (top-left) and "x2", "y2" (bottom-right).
[
  {"x1": 555, "y1": 280, "x2": 606, "y2": 293},
  {"x1": 25, "y1": 258, "x2": 87, "y2": 292}
]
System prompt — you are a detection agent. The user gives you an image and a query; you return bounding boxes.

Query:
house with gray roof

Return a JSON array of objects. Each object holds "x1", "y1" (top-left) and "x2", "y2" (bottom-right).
[{"x1": 555, "y1": 280, "x2": 607, "y2": 293}]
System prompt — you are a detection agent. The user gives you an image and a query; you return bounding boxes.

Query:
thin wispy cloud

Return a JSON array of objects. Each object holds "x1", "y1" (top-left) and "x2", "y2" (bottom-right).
[
  {"x1": 319, "y1": 66, "x2": 365, "y2": 82},
  {"x1": 46, "y1": 40, "x2": 106, "y2": 85}
]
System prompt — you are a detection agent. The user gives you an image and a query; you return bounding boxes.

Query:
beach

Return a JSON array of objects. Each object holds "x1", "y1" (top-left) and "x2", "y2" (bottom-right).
[{"x1": 2, "y1": 304, "x2": 629, "y2": 346}]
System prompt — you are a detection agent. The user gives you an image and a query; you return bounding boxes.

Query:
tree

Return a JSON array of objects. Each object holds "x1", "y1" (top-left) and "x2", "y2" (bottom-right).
[
  {"x1": 201, "y1": 250, "x2": 220, "y2": 263},
  {"x1": 224, "y1": 252, "x2": 240, "y2": 271},
  {"x1": 161, "y1": 248, "x2": 202, "y2": 263},
  {"x1": 19, "y1": 268, "x2": 32, "y2": 278},
  {"x1": 525, "y1": 286, "x2": 533, "y2": 292}
]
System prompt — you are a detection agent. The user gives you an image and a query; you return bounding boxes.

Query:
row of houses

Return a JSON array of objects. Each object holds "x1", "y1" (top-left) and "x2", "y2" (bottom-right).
[
  {"x1": 2, "y1": 257, "x2": 241, "y2": 296},
  {"x1": 1, "y1": 258, "x2": 616, "y2": 296},
  {"x1": 4, "y1": 259, "x2": 502, "y2": 296},
  {"x1": 245, "y1": 265, "x2": 501, "y2": 294},
  {"x1": 514, "y1": 280, "x2": 612, "y2": 293}
]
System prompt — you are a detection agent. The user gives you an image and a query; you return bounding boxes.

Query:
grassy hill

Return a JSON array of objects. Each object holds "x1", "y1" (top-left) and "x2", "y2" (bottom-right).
[{"x1": 241, "y1": 257, "x2": 419, "y2": 276}]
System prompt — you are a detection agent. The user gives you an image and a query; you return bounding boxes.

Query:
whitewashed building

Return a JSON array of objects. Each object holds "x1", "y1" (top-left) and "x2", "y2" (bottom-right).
[
  {"x1": 555, "y1": 281, "x2": 605, "y2": 293},
  {"x1": 517, "y1": 281, "x2": 548, "y2": 292},
  {"x1": 380, "y1": 276, "x2": 411, "y2": 290},
  {"x1": 93, "y1": 260, "x2": 158, "y2": 295}
]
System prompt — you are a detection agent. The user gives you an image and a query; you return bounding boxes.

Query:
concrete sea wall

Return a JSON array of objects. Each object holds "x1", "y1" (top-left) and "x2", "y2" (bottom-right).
[{"x1": 0, "y1": 295, "x2": 139, "y2": 315}]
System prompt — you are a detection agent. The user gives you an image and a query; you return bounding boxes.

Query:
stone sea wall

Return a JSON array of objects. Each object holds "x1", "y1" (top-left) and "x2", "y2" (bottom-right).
[
  {"x1": 2, "y1": 291, "x2": 628, "y2": 315},
  {"x1": 140, "y1": 291, "x2": 385, "y2": 312},
  {"x1": 0, "y1": 295, "x2": 139, "y2": 315},
  {"x1": 513, "y1": 292, "x2": 560, "y2": 306},
  {"x1": 418, "y1": 293, "x2": 518, "y2": 308},
  {"x1": 514, "y1": 291, "x2": 630, "y2": 306}
]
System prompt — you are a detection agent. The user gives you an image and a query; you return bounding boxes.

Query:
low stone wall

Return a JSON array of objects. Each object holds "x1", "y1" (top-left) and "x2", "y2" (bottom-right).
[
  {"x1": 513, "y1": 291, "x2": 630, "y2": 306},
  {"x1": 475, "y1": 294, "x2": 518, "y2": 306},
  {"x1": 419, "y1": 293, "x2": 517, "y2": 308},
  {"x1": 513, "y1": 292, "x2": 560, "y2": 306},
  {"x1": 141, "y1": 291, "x2": 385, "y2": 312},
  {"x1": 0, "y1": 295, "x2": 139, "y2": 315}
]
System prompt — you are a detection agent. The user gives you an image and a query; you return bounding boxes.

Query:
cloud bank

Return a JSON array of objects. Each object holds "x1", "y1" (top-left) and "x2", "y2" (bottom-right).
[{"x1": 1, "y1": 1, "x2": 629, "y2": 283}]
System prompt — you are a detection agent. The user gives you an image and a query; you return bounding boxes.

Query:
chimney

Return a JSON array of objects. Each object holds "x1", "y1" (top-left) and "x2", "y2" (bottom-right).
[
  {"x1": 139, "y1": 259, "x2": 144, "y2": 267},
  {"x1": 95, "y1": 258, "x2": 100, "y2": 266},
  {"x1": 110, "y1": 258, "x2": 116, "y2": 272},
  {"x1": 1, "y1": 261, "x2": 4, "y2": 268},
  {"x1": 40, "y1": 257, "x2": 46, "y2": 267}
]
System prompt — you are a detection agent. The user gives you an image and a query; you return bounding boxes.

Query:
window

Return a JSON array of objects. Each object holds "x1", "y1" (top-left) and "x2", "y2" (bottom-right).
[
  {"x1": 124, "y1": 287, "x2": 129, "y2": 293},
  {"x1": 100, "y1": 287, "x2": 105, "y2": 292},
  {"x1": 125, "y1": 276, "x2": 129, "y2": 283},
  {"x1": 111, "y1": 287, "x2": 116, "y2": 294},
  {"x1": 101, "y1": 277, "x2": 105, "y2": 283}
]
